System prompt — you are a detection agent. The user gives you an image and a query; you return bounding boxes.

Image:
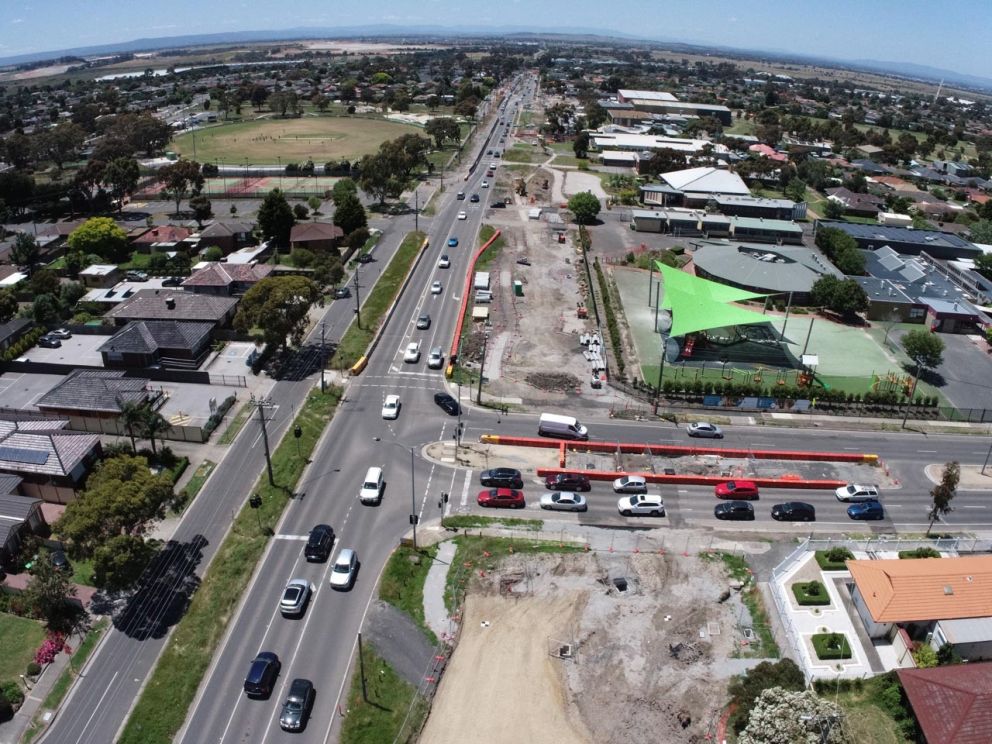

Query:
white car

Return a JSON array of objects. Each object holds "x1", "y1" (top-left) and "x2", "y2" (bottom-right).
[
  {"x1": 489, "y1": 162, "x2": 498, "y2": 170},
  {"x1": 686, "y1": 422, "x2": 724, "y2": 439},
  {"x1": 279, "y1": 578, "x2": 312, "y2": 616},
  {"x1": 329, "y1": 548, "x2": 358, "y2": 590},
  {"x1": 457, "y1": 210, "x2": 467, "y2": 220},
  {"x1": 612, "y1": 475, "x2": 648, "y2": 494},
  {"x1": 835, "y1": 484, "x2": 880, "y2": 502},
  {"x1": 431, "y1": 281, "x2": 443, "y2": 295},
  {"x1": 438, "y1": 255, "x2": 451, "y2": 268},
  {"x1": 403, "y1": 342, "x2": 421, "y2": 363},
  {"x1": 539, "y1": 491, "x2": 588, "y2": 512},
  {"x1": 381, "y1": 394, "x2": 401, "y2": 419},
  {"x1": 481, "y1": 180, "x2": 489, "y2": 188},
  {"x1": 617, "y1": 494, "x2": 665, "y2": 517},
  {"x1": 427, "y1": 347, "x2": 444, "y2": 369}
]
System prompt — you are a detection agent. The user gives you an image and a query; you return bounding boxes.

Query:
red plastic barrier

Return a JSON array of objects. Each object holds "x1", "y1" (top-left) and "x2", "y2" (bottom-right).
[
  {"x1": 449, "y1": 230, "x2": 502, "y2": 362},
  {"x1": 535, "y1": 467, "x2": 846, "y2": 490},
  {"x1": 479, "y1": 434, "x2": 876, "y2": 464}
]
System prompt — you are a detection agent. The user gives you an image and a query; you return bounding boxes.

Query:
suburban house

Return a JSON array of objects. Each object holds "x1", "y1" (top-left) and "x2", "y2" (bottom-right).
[
  {"x1": 825, "y1": 187, "x2": 886, "y2": 217},
  {"x1": 132, "y1": 225, "x2": 193, "y2": 253},
  {"x1": 289, "y1": 222, "x2": 344, "y2": 252},
  {"x1": 181, "y1": 261, "x2": 273, "y2": 296},
  {"x1": 98, "y1": 320, "x2": 215, "y2": 369},
  {"x1": 193, "y1": 220, "x2": 255, "y2": 254},
  {"x1": 639, "y1": 167, "x2": 750, "y2": 209},
  {"x1": 35, "y1": 369, "x2": 160, "y2": 424},
  {"x1": 847, "y1": 556, "x2": 992, "y2": 663},
  {"x1": 897, "y1": 662, "x2": 992, "y2": 744},
  {"x1": 78, "y1": 264, "x2": 122, "y2": 288},
  {"x1": 0, "y1": 474, "x2": 45, "y2": 567},
  {"x1": 0, "y1": 318, "x2": 33, "y2": 353},
  {"x1": 0, "y1": 419, "x2": 102, "y2": 503},
  {"x1": 103, "y1": 288, "x2": 239, "y2": 328}
]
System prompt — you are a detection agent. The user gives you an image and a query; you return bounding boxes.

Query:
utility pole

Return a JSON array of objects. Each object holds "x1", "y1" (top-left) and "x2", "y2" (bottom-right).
[
  {"x1": 250, "y1": 395, "x2": 275, "y2": 486},
  {"x1": 476, "y1": 330, "x2": 490, "y2": 404},
  {"x1": 353, "y1": 265, "x2": 362, "y2": 330},
  {"x1": 654, "y1": 338, "x2": 668, "y2": 416},
  {"x1": 319, "y1": 321, "x2": 326, "y2": 393},
  {"x1": 414, "y1": 189, "x2": 419, "y2": 232},
  {"x1": 902, "y1": 358, "x2": 922, "y2": 429}
]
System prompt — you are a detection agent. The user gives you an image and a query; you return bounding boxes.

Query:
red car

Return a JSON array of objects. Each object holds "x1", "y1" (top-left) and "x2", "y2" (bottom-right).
[
  {"x1": 715, "y1": 480, "x2": 760, "y2": 500},
  {"x1": 477, "y1": 488, "x2": 525, "y2": 509}
]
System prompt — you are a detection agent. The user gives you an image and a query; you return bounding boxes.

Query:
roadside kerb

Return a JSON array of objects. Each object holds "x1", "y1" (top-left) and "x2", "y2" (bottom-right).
[
  {"x1": 535, "y1": 467, "x2": 846, "y2": 490},
  {"x1": 478, "y1": 433, "x2": 877, "y2": 463},
  {"x1": 448, "y1": 229, "x2": 502, "y2": 366}
]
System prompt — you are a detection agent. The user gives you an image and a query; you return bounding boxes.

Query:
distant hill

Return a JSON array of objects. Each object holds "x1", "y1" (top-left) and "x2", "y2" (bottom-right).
[{"x1": 849, "y1": 59, "x2": 992, "y2": 93}]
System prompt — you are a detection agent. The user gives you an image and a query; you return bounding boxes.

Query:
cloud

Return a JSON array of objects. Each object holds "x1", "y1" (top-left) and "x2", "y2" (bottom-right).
[{"x1": 10, "y1": 18, "x2": 23, "y2": 24}]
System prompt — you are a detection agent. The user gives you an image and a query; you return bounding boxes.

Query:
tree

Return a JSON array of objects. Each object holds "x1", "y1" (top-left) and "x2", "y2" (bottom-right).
[
  {"x1": 204, "y1": 245, "x2": 223, "y2": 262},
  {"x1": 234, "y1": 276, "x2": 321, "y2": 351},
  {"x1": 257, "y1": 189, "x2": 296, "y2": 246},
  {"x1": 32, "y1": 294, "x2": 61, "y2": 325},
  {"x1": 783, "y1": 178, "x2": 807, "y2": 203},
  {"x1": 728, "y1": 659, "x2": 806, "y2": 733},
  {"x1": 116, "y1": 113, "x2": 172, "y2": 156},
  {"x1": 92, "y1": 534, "x2": 156, "y2": 592},
  {"x1": 119, "y1": 400, "x2": 146, "y2": 451},
  {"x1": 822, "y1": 199, "x2": 845, "y2": 219},
  {"x1": 969, "y1": 220, "x2": 992, "y2": 245},
  {"x1": 188, "y1": 194, "x2": 213, "y2": 228},
  {"x1": 307, "y1": 195, "x2": 322, "y2": 217},
  {"x1": 927, "y1": 461, "x2": 959, "y2": 535},
  {"x1": 250, "y1": 84, "x2": 268, "y2": 111},
  {"x1": 67, "y1": 217, "x2": 129, "y2": 263},
  {"x1": 638, "y1": 148, "x2": 687, "y2": 178},
  {"x1": 738, "y1": 688, "x2": 844, "y2": 744},
  {"x1": 815, "y1": 226, "x2": 864, "y2": 275},
  {"x1": 59, "y1": 281, "x2": 86, "y2": 313},
  {"x1": 809, "y1": 276, "x2": 868, "y2": 321},
  {"x1": 157, "y1": 159, "x2": 203, "y2": 215},
  {"x1": 21, "y1": 555, "x2": 77, "y2": 631},
  {"x1": 357, "y1": 151, "x2": 404, "y2": 204},
  {"x1": 141, "y1": 410, "x2": 170, "y2": 455},
  {"x1": 291, "y1": 247, "x2": 315, "y2": 268},
  {"x1": 10, "y1": 233, "x2": 40, "y2": 274},
  {"x1": 0, "y1": 288, "x2": 16, "y2": 323},
  {"x1": 331, "y1": 177, "x2": 358, "y2": 203},
  {"x1": 332, "y1": 192, "x2": 368, "y2": 236},
  {"x1": 568, "y1": 191, "x2": 601, "y2": 225},
  {"x1": 55, "y1": 454, "x2": 174, "y2": 558},
  {"x1": 381, "y1": 134, "x2": 431, "y2": 180},
  {"x1": 423, "y1": 117, "x2": 461, "y2": 150},
  {"x1": 292, "y1": 203, "x2": 309, "y2": 221},
  {"x1": 902, "y1": 328, "x2": 945, "y2": 369},
  {"x1": 573, "y1": 131, "x2": 590, "y2": 159},
  {"x1": 103, "y1": 157, "x2": 140, "y2": 212},
  {"x1": 32, "y1": 121, "x2": 85, "y2": 173}
]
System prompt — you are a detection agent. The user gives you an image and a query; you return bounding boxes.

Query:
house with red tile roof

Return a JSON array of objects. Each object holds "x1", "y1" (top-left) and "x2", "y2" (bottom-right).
[
  {"x1": 181, "y1": 261, "x2": 272, "y2": 296},
  {"x1": 132, "y1": 225, "x2": 193, "y2": 253},
  {"x1": 898, "y1": 662, "x2": 992, "y2": 744}
]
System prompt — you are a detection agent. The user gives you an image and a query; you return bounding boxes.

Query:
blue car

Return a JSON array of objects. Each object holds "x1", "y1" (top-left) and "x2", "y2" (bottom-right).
[
  {"x1": 847, "y1": 501, "x2": 884, "y2": 520},
  {"x1": 447, "y1": 237, "x2": 459, "y2": 247}
]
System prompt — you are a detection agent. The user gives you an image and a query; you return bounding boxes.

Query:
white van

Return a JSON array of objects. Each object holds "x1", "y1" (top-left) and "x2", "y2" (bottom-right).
[
  {"x1": 359, "y1": 466, "x2": 383, "y2": 505},
  {"x1": 538, "y1": 413, "x2": 589, "y2": 441}
]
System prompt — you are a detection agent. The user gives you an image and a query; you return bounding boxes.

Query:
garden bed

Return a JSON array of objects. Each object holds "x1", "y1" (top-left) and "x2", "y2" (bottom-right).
[
  {"x1": 792, "y1": 580, "x2": 831, "y2": 606},
  {"x1": 812, "y1": 632, "x2": 852, "y2": 660}
]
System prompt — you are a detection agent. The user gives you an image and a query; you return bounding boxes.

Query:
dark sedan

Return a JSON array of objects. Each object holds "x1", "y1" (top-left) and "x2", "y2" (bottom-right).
[
  {"x1": 771, "y1": 502, "x2": 816, "y2": 522},
  {"x1": 434, "y1": 392, "x2": 460, "y2": 416},
  {"x1": 543, "y1": 473, "x2": 591, "y2": 492},
  {"x1": 714, "y1": 501, "x2": 755, "y2": 521},
  {"x1": 480, "y1": 468, "x2": 524, "y2": 489}
]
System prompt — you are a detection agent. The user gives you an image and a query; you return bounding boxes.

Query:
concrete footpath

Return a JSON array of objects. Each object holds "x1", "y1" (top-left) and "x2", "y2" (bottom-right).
[{"x1": 424, "y1": 541, "x2": 458, "y2": 641}]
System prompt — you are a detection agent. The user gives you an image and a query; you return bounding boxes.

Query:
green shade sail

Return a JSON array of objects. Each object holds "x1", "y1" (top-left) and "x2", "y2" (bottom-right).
[{"x1": 655, "y1": 261, "x2": 771, "y2": 338}]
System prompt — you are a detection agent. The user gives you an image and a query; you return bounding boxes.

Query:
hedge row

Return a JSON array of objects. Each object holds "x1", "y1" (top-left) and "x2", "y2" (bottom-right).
[
  {"x1": 812, "y1": 632, "x2": 852, "y2": 660},
  {"x1": 792, "y1": 580, "x2": 831, "y2": 606},
  {"x1": 2, "y1": 327, "x2": 46, "y2": 361},
  {"x1": 592, "y1": 258, "x2": 625, "y2": 376},
  {"x1": 815, "y1": 548, "x2": 854, "y2": 571}
]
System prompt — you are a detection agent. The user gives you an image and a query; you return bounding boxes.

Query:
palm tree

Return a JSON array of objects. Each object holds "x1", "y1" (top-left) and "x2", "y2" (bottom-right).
[
  {"x1": 118, "y1": 400, "x2": 147, "y2": 452},
  {"x1": 141, "y1": 410, "x2": 171, "y2": 456}
]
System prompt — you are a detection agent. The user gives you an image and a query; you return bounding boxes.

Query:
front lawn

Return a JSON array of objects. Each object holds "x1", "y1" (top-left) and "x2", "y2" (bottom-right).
[
  {"x1": 0, "y1": 612, "x2": 45, "y2": 684},
  {"x1": 813, "y1": 673, "x2": 919, "y2": 744}
]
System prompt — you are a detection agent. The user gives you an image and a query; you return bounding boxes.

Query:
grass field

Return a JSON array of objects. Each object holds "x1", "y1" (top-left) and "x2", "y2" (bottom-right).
[
  {"x1": 340, "y1": 645, "x2": 425, "y2": 744},
  {"x1": 378, "y1": 545, "x2": 439, "y2": 644},
  {"x1": 171, "y1": 115, "x2": 422, "y2": 164},
  {"x1": 0, "y1": 612, "x2": 45, "y2": 683}
]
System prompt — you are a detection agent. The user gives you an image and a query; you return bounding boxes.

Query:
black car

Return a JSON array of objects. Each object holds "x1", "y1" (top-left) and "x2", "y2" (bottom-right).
[
  {"x1": 714, "y1": 501, "x2": 755, "y2": 521},
  {"x1": 434, "y1": 392, "x2": 460, "y2": 416},
  {"x1": 304, "y1": 524, "x2": 334, "y2": 562},
  {"x1": 358, "y1": 253, "x2": 374, "y2": 263},
  {"x1": 334, "y1": 287, "x2": 351, "y2": 299},
  {"x1": 161, "y1": 276, "x2": 183, "y2": 287},
  {"x1": 480, "y1": 468, "x2": 524, "y2": 489},
  {"x1": 771, "y1": 502, "x2": 816, "y2": 522},
  {"x1": 37, "y1": 335, "x2": 61, "y2": 348},
  {"x1": 50, "y1": 550, "x2": 71, "y2": 573},
  {"x1": 543, "y1": 473, "x2": 591, "y2": 492},
  {"x1": 243, "y1": 651, "x2": 281, "y2": 698},
  {"x1": 279, "y1": 678, "x2": 315, "y2": 732},
  {"x1": 490, "y1": 201, "x2": 507, "y2": 209},
  {"x1": 470, "y1": 194, "x2": 480, "y2": 203}
]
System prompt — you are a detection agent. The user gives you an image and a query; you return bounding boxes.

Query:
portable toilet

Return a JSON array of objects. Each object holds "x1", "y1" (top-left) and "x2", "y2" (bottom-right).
[{"x1": 513, "y1": 280, "x2": 523, "y2": 297}]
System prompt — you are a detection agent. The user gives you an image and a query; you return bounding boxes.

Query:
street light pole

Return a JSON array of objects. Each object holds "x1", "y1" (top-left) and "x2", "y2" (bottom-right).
[
  {"x1": 374, "y1": 438, "x2": 419, "y2": 549},
  {"x1": 353, "y1": 264, "x2": 362, "y2": 330},
  {"x1": 477, "y1": 330, "x2": 490, "y2": 404},
  {"x1": 901, "y1": 358, "x2": 922, "y2": 429},
  {"x1": 654, "y1": 337, "x2": 668, "y2": 416},
  {"x1": 320, "y1": 321, "x2": 326, "y2": 393}
]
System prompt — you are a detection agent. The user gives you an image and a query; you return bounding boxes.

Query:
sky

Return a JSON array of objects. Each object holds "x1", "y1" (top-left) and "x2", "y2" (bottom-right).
[{"x1": 0, "y1": 0, "x2": 989, "y2": 81}]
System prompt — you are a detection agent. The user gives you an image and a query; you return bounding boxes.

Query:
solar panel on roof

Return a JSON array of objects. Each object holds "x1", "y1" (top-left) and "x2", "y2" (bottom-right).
[{"x1": 0, "y1": 446, "x2": 48, "y2": 465}]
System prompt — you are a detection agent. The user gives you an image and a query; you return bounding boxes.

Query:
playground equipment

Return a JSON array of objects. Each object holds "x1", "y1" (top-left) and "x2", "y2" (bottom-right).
[{"x1": 871, "y1": 371, "x2": 913, "y2": 394}]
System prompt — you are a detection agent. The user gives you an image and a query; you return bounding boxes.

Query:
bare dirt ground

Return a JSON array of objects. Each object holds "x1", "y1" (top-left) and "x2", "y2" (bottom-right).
[{"x1": 421, "y1": 552, "x2": 751, "y2": 744}]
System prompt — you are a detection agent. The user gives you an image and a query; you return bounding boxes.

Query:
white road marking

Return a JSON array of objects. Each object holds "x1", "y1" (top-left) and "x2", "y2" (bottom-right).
[
  {"x1": 274, "y1": 534, "x2": 309, "y2": 541},
  {"x1": 917, "y1": 450, "x2": 938, "y2": 454},
  {"x1": 460, "y1": 469, "x2": 472, "y2": 507},
  {"x1": 73, "y1": 671, "x2": 119, "y2": 744},
  {"x1": 962, "y1": 505, "x2": 988, "y2": 509}
]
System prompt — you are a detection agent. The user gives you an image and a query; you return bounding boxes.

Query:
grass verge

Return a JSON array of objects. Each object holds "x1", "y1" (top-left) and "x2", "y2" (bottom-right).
[
  {"x1": 23, "y1": 618, "x2": 109, "y2": 744},
  {"x1": 340, "y1": 644, "x2": 426, "y2": 744},
  {"x1": 217, "y1": 402, "x2": 252, "y2": 445},
  {"x1": 334, "y1": 230, "x2": 425, "y2": 368},
  {"x1": 709, "y1": 552, "x2": 781, "y2": 658},
  {"x1": 171, "y1": 459, "x2": 217, "y2": 516},
  {"x1": 117, "y1": 387, "x2": 343, "y2": 744},
  {"x1": 441, "y1": 515, "x2": 542, "y2": 531},
  {"x1": 378, "y1": 545, "x2": 439, "y2": 645}
]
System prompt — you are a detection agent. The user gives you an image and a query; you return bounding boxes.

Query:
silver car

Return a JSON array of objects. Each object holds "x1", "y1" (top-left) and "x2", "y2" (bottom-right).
[
  {"x1": 330, "y1": 549, "x2": 358, "y2": 590},
  {"x1": 427, "y1": 347, "x2": 444, "y2": 369},
  {"x1": 612, "y1": 475, "x2": 648, "y2": 494},
  {"x1": 279, "y1": 578, "x2": 311, "y2": 616},
  {"x1": 539, "y1": 491, "x2": 588, "y2": 512},
  {"x1": 686, "y1": 422, "x2": 723, "y2": 439}
]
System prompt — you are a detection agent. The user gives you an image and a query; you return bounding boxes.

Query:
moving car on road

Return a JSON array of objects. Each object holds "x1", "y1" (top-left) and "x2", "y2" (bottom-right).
[
  {"x1": 304, "y1": 524, "x2": 334, "y2": 562},
  {"x1": 617, "y1": 494, "x2": 665, "y2": 516},
  {"x1": 279, "y1": 678, "x2": 315, "y2": 732},
  {"x1": 438, "y1": 255, "x2": 451, "y2": 268},
  {"x1": 447, "y1": 237, "x2": 459, "y2": 247},
  {"x1": 427, "y1": 347, "x2": 444, "y2": 369},
  {"x1": 434, "y1": 392, "x2": 460, "y2": 416},
  {"x1": 714, "y1": 501, "x2": 755, "y2": 520},
  {"x1": 847, "y1": 501, "x2": 884, "y2": 520},
  {"x1": 715, "y1": 480, "x2": 760, "y2": 500},
  {"x1": 431, "y1": 281, "x2": 443, "y2": 294},
  {"x1": 243, "y1": 652, "x2": 280, "y2": 698},
  {"x1": 613, "y1": 475, "x2": 648, "y2": 494},
  {"x1": 279, "y1": 579, "x2": 311, "y2": 617},
  {"x1": 686, "y1": 422, "x2": 723, "y2": 439},
  {"x1": 416, "y1": 314, "x2": 431, "y2": 329},
  {"x1": 543, "y1": 473, "x2": 591, "y2": 491},
  {"x1": 771, "y1": 502, "x2": 816, "y2": 522},
  {"x1": 480, "y1": 468, "x2": 524, "y2": 489},
  {"x1": 329, "y1": 548, "x2": 358, "y2": 589},
  {"x1": 457, "y1": 211, "x2": 467, "y2": 220},
  {"x1": 381, "y1": 394, "x2": 401, "y2": 420},
  {"x1": 403, "y1": 342, "x2": 421, "y2": 363},
  {"x1": 835, "y1": 484, "x2": 880, "y2": 502},
  {"x1": 541, "y1": 491, "x2": 588, "y2": 512},
  {"x1": 477, "y1": 488, "x2": 525, "y2": 509}
]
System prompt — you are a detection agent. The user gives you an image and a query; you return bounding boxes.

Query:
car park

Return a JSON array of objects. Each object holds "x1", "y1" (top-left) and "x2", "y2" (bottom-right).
[
  {"x1": 617, "y1": 494, "x2": 665, "y2": 516},
  {"x1": 279, "y1": 678, "x2": 315, "y2": 732},
  {"x1": 403, "y1": 342, "x2": 421, "y2": 363},
  {"x1": 304, "y1": 524, "x2": 334, "y2": 561},
  {"x1": 427, "y1": 347, "x2": 444, "y2": 369},
  {"x1": 847, "y1": 501, "x2": 884, "y2": 520},
  {"x1": 434, "y1": 392, "x2": 460, "y2": 416},
  {"x1": 447, "y1": 237, "x2": 459, "y2": 247},
  {"x1": 416, "y1": 313, "x2": 431, "y2": 329},
  {"x1": 771, "y1": 502, "x2": 816, "y2": 522},
  {"x1": 543, "y1": 473, "x2": 591, "y2": 491},
  {"x1": 470, "y1": 194, "x2": 480, "y2": 202},
  {"x1": 714, "y1": 501, "x2": 755, "y2": 521},
  {"x1": 438, "y1": 255, "x2": 451, "y2": 268},
  {"x1": 243, "y1": 652, "x2": 281, "y2": 698},
  {"x1": 381, "y1": 394, "x2": 401, "y2": 419},
  {"x1": 279, "y1": 578, "x2": 312, "y2": 617},
  {"x1": 835, "y1": 484, "x2": 880, "y2": 502},
  {"x1": 612, "y1": 475, "x2": 648, "y2": 494},
  {"x1": 431, "y1": 281, "x2": 443, "y2": 294},
  {"x1": 541, "y1": 491, "x2": 588, "y2": 512},
  {"x1": 457, "y1": 210, "x2": 467, "y2": 220},
  {"x1": 480, "y1": 468, "x2": 524, "y2": 489},
  {"x1": 715, "y1": 480, "x2": 760, "y2": 500},
  {"x1": 686, "y1": 422, "x2": 723, "y2": 438},
  {"x1": 48, "y1": 328, "x2": 72, "y2": 339},
  {"x1": 477, "y1": 488, "x2": 525, "y2": 509},
  {"x1": 38, "y1": 335, "x2": 61, "y2": 348},
  {"x1": 329, "y1": 548, "x2": 358, "y2": 589}
]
